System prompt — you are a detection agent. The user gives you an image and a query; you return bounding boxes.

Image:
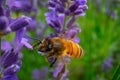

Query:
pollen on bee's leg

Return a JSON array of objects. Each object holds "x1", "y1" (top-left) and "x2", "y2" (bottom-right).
[{"x1": 45, "y1": 57, "x2": 48, "y2": 62}]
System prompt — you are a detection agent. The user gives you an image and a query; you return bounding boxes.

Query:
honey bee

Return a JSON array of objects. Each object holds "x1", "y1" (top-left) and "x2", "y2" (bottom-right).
[{"x1": 35, "y1": 37, "x2": 83, "y2": 66}]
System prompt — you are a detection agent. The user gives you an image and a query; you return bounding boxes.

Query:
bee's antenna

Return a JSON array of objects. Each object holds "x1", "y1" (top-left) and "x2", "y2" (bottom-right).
[
  {"x1": 33, "y1": 41, "x2": 41, "y2": 48},
  {"x1": 24, "y1": 34, "x2": 40, "y2": 41},
  {"x1": 24, "y1": 34, "x2": 42, "y2": 48}
]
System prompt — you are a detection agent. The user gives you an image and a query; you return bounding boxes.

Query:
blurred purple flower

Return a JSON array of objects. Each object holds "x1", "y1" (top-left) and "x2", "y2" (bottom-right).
[
  {"x1": 101, "y1": 57, "x2": 113, "y2": 72},
  {"x1": 32, "y1": 66, "x2": 48, "y2": 80},
  {"x1": 105, "y1": 0, "x2": 120, "y2": 19},
  {"x1": 6, "y1": 0, "x2": 37, "y2": 13}
]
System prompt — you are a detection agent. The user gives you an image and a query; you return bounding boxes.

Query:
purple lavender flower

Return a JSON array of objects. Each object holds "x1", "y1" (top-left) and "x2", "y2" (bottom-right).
[
  {"x1": 0, "y1": 1, "x2": 34, "y2": 80},
  {"x1": 101, "y1": 57, "x2": 113, "y2": 72},
  {"x1": 45, "y1": 0, "x2": 87, "y2": 39},
  {"x1": 43, "y1": 0, "x2": 88, "y2": 79},
  {"x1": 0, "y1": 28, "x2": 32, "y2": 80},
  {"x1": 32, "y1": 66, "x2": 48, "y2": 80}
]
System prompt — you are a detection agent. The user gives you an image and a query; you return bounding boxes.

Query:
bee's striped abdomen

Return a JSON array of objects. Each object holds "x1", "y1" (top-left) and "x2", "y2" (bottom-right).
[{"x1": 66, "y1": 40, "x2": 83, "y2": 58}]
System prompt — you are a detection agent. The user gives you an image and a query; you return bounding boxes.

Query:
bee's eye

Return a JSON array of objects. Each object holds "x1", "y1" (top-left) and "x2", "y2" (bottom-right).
[
  {"x1": 45, "y1": 40, "x2": 53, "y2": 51},
  {"x1": 48, "y1": 44, "x2": 52, "y2": 49}
]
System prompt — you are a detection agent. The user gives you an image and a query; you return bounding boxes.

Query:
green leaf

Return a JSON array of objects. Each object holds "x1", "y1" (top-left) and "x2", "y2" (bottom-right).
[
  {"x1": 112, "y1": 64, "x2": 120, "y2": 80},
  {"x1": 4, "y1": 32, "x2": 15, "y2": 41}
]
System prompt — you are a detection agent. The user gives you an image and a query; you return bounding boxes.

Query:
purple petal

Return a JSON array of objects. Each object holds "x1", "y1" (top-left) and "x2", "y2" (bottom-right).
[
  {"x1": 32, "y1": 67, "x2": 48, "y2": 80},
  {"x1": 0, "y1": 16, "x2": 11, "y2": 37},
  {"x1": 32, "y1": 69, "x2": 41, "y2": 80},
  {"x1": 1, "y1": 74, "x2": 18, "y2": 80},
  {"x1": 72, "y1": 37, "x2": 80, "y2": 43},
  {"x1": 0, "y1": 16, "x2": 8, "y2": 31},
  {"x1": 5, "y1": 7, "x2": 11, "y2": 17},
  {"x1": 9, "y1": 16, "x2": 31, "y2": 31},
  {"x1": 58, "y1": 14, "x2": 64, "y2": 28},
  {"x1": 3, "y1": 63, "x2": 20, "y2": 75},
  {"x1": 0, "y1": 6, "x2": 4, "y2": 16},
  {"x1": 76, "y1": 0, "x2": 87, "y2": 5},
  {"x1": 21, "y1": 38, "x2": 33, "y2": 49},
  {"x1": 27, "y1": 20, "x2": 36, "y2": 30},
  {"x1": 66, "y1": 16, "x2": 76, "y2": 28},
  {"x1": 48, "y1": 57, "x2": 56, "y2": 63},
  {"x1": 51, "y1": 62, "x2": 64, "y2": 77},
  {"x1": 68, "y1": 2, "x2": 79, "y2": 13},
  {"x1": 13, "y1": 28, "x2": 25, "y2": 52},
  {"x1": 64, "y1": 25, "x2": 80, "y2": 39},
  {"x1": 45, "y1": 11, "x2": 63, "y2": 32},
  {"x1": 78, "y1": 5, "x2": 88, "y2": 11},
  {"x1": 0, "y1": 0, "x2": 2, "y2": 6},
  {"x1": 36, "y1": 29, "x2": 42, "y2": 36},
  {"x1": 1, "y1": 39, "x2": 11, "y2": 51},
  {"x1": 0, "y1": 50, "x2": 18, "y2": 68}
]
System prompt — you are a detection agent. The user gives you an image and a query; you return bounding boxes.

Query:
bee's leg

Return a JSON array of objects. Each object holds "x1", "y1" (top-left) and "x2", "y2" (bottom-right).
[
  {"x1": 50, "y1": 57, "x2": 57, "y2": 67},
  {"x1": 33, "y1": 41, "x2": 41, "y2": 48}
]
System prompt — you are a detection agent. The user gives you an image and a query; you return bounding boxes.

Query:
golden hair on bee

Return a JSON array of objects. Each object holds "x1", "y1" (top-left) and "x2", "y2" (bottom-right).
[{"x1": 37, "y1": 37, "x2": 83, "y2": 66}]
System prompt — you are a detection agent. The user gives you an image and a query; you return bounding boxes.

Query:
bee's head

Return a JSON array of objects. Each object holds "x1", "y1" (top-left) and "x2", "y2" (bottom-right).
[{"x1": 38, "y1": 38, "x2": 53, "y2": 52}]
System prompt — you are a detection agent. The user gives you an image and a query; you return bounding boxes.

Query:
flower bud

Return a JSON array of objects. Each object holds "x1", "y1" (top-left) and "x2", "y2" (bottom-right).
[{"x1": 9, "y1": 16, "x2": 31, "y2": 31}]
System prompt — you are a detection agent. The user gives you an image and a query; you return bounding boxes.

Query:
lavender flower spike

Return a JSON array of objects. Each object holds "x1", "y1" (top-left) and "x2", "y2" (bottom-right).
[{"x1": 0, "y1": 49, "x2": 21, "y2": 80}]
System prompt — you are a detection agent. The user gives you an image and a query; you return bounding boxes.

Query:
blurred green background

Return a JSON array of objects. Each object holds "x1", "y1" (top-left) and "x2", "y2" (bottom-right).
[{"x1": 15, "y1": 0, "x2": 120, "y2": 80}]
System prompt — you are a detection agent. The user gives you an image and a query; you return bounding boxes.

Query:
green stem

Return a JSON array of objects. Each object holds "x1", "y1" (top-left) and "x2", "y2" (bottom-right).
[
  {"x1": 112, "y1": 64, "x2": 120, "y2": 80},
  {"x1": 62, "y1": 15, "x2": 67, "y2": 30}
]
